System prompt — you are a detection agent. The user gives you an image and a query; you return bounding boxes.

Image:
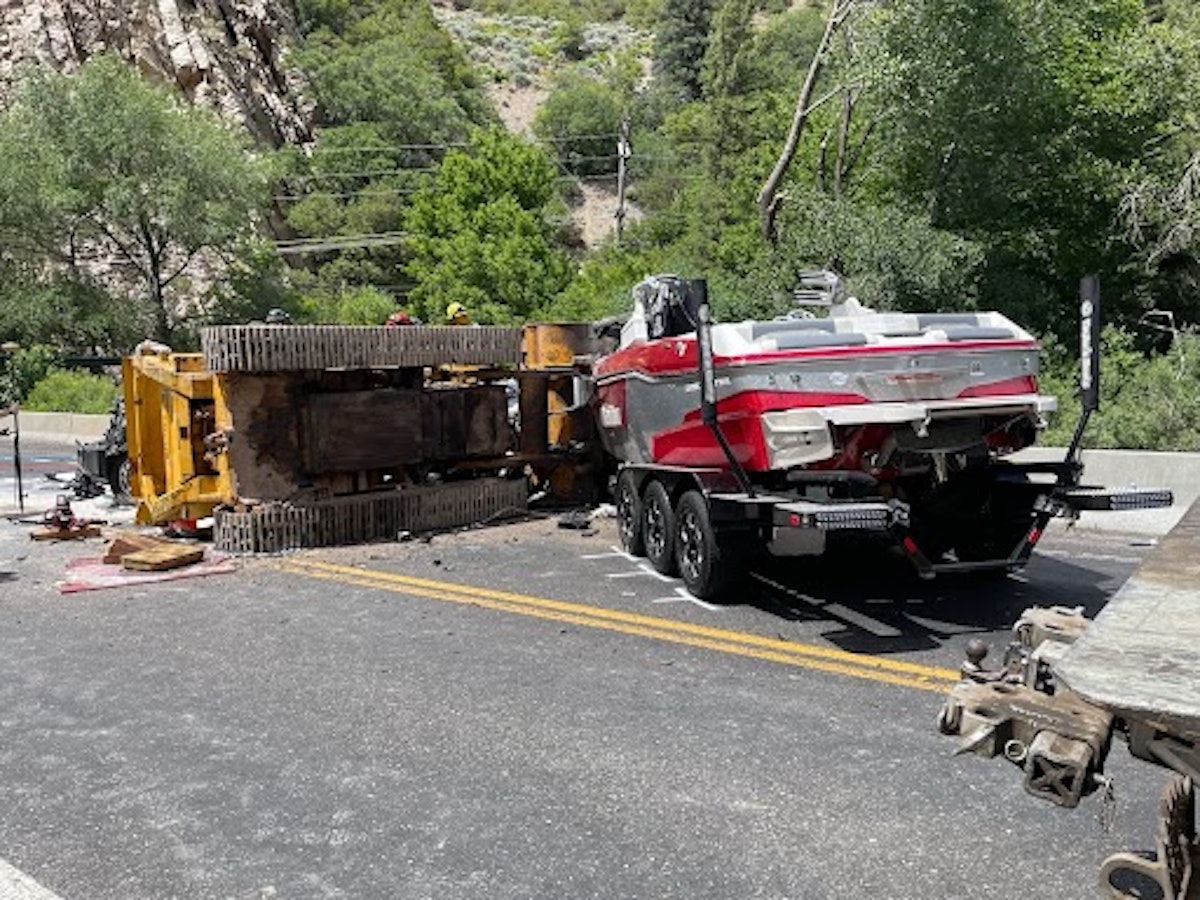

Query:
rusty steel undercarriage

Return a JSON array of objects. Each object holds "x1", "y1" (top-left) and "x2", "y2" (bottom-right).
[{"x1": 124, "y1": 323, "x2": 604, "y2": 553}]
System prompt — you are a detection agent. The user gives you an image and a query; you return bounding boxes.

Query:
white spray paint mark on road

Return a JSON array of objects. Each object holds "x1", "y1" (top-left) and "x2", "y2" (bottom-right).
[
  {"x1": 0, "y1": 857, "x2": 64, "y2": 900},
  {"x1": 652, "y1": 586, "x2": 723, "y2": 611}
]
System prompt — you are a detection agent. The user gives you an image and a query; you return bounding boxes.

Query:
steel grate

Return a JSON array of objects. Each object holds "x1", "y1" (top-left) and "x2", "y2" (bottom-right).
[{"x1": 214, "y1": 478, "x2": 529, "y2": 553}]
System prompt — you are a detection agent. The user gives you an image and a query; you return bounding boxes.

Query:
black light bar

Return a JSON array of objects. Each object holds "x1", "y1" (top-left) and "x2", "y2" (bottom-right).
[
  {"x1": 1060, "y1": 486, "x2": 1174, "y2": 512},
  {"x1": 776, "y1": 501, "x2": 893, "y2": 531}
]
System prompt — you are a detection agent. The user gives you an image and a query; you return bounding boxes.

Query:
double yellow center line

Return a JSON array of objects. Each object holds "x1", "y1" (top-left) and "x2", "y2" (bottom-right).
[{"x1": 282, "y1": 559, "x2": 959, "y2": 693}]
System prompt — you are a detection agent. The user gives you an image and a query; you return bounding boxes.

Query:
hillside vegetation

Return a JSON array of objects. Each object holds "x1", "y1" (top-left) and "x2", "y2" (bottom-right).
[{"x1": 0, "y1": 0, "x2": 1199, "y2": 447}]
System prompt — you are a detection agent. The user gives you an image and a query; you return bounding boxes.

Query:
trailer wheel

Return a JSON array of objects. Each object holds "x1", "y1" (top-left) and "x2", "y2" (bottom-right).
[
  {"x1": 643, "y1": 480, "x2": 677, "y2": 575},
  {"x1": 675, "y1": 490, "x2": 743, "y2": 601},
  {"x1": 615, "y1": 469, "x2": 645, "y2": 556}
]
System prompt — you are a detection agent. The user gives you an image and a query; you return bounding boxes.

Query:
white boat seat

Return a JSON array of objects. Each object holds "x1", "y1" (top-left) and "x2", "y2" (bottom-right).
[
  {"x1": 931, "y1": 325, "x2": 1018, "y2": 341},
  {"x1": 916, "y1": 313, "x2": 990, "y2": 327},
  {"x1": 749, "y1": 320, "x2": 837, "y2": 338},
  {"x1": 768, "y1": 332, "x2": 870, "y2": 350}
]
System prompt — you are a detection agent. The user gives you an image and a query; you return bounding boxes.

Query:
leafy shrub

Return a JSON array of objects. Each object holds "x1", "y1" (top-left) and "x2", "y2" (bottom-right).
[
  {"x1": 534, "y1": 73, "x2": 624, "y2": 177},
  {"x1": 22, "y1": 368, "x2": 119, "y2": 414},
  {"x1": 1038, "y1": 326, "x2": 1200, "y2": 450},
  {"x1": 299, "y1": 285, "x2": 398, "y2": 325},
  {"x1": 0, "y1": 345, "x2": 57, "y2": 405}
]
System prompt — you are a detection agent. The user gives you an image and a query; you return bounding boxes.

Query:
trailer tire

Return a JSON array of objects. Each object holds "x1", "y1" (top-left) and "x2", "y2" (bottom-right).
[
  {"x1": 675, "y1": 490, "x2": 743, "y2": 601},
  {"x1": 615, "y1": 469, "x2": 645, "y2": 557},
  {"x1": 643, "y1": 480, "x2": 677, "y2": 576}
]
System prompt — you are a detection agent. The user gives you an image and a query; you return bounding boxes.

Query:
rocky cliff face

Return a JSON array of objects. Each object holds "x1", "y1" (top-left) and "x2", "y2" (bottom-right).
[{"x1": 0, "y1": 0, "x2": 312, "y2": 146}]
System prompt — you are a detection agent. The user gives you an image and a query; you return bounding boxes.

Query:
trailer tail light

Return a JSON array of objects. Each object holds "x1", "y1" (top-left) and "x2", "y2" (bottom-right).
[
  {"x1": 775, "y1": 500, "x2": 893, "y2": 531},
  {"x1": 812, "y1": 507, "x2": 890, "y2": 530}
]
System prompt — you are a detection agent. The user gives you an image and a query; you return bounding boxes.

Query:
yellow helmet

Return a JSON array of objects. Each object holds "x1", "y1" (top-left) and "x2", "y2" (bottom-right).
[{"x1": 446, "y1": 302, "x2": 469, "y2": 323}]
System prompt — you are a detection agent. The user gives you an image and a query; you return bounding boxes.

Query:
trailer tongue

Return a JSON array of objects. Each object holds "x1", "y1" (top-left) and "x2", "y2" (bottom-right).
[
  {"x1": 596, "y1": 273, "x2": 1172, "y2": 599},
  {"x1": 938, "y1": 496, "x2": 1200, "y2": 898}
]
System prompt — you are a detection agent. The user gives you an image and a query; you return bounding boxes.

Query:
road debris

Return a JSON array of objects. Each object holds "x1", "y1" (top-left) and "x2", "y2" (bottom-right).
[
  {"x1": 103, "y1": 530, "x2": 172, "y2": 564},
  {"x1": 121, "y1": 543, "x2": 206, "y2": 571},
  {"x1": 29, "y1": 495, "x2": 103, "y2": 541},
  {"x1": 58, "y1": 552, "x2": 237, "y2": 594}
]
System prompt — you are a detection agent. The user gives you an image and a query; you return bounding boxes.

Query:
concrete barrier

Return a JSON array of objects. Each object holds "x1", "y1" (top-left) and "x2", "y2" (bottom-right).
[
  {"x1": 3, "y1": 413, "x2": 1195, "y2": 535},
  {"x1": 7, "y1": 411, "x2": 109, "y2": 443}
]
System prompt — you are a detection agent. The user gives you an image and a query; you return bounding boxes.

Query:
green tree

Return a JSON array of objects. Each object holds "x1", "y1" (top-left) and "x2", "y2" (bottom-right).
[
  {"x1": 282, "y1": 1, "x2": 495, "y2": 307},
  {"x1": 299, "y1": 284, "x2": 398, "y2": 324},
  {"x1": 0, "y1": 55, "x2": 266, "y2": 345},
  {"x1": 769, "y1": 188, "x2": 984, "y2": 312},
  {"x1": 866, "y1": 0, "x2": 1183, "y2": 336},
  {"x1": 404, "y1": 130, "x2": 572, "y2": 323},
  {"x1": 535, "y1": 73, "x2": 625, "y2": 177},
  {"x1": 0, "y1": 264, "x2": 139, "y2": 351},
  {"x1": 653, "y1": 0, "x2": 715, "y2": 102},
  {"x1": 1040, "y1": 326, "x2": 1200, "y2": 450},
  {"x1": 294, "y1": 0, "x2": 490, "y2": 142},
  {"x1": 1114, "y1": 0, "x2": 1200, "y2": 325},
  {"x1": 0, "y1": 345, "x2": 56, "y2": 407}
]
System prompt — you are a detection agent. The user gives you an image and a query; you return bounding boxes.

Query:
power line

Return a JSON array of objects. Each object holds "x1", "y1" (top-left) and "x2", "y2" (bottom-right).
[
  {"x1": 283, "y1": 166, "x2": 440, "y2": 183},
  {"x1": 300, "y1": 142, "x2": 468, "y2": 155},
  {"x1": 275, "y1": 186, "x2": 424, "y2": 201},
  {"x1": 298, "y1": 133, "x2": 622, "y2": 155},
  {"x1": 273, "y1": 231, "x2": 408, "y2": 253},
  {"x1": 266, "y1": 124, "x2": 673, "y2": 252},
  {"x1": 274, "y1": 187, "x2": 426, "y2": 202},
  {"x1": 275, "y1": 172, "x2": 624, "y2": 203}
]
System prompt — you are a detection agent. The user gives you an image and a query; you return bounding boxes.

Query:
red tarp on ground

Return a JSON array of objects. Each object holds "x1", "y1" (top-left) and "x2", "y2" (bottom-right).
[{"x1": 58, "y1": 553, "x2": 238, "y2": 593}]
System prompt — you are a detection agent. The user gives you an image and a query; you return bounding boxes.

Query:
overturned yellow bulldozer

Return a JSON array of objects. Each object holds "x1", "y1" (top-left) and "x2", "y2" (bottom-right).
[{"x1": 122, "y1": 323, "x2": 602, "y2": 552}]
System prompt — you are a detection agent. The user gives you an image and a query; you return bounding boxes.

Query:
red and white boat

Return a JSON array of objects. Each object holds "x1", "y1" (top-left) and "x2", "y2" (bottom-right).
[
  {"x1": 588, "y1": 274, "x2": 1169, "y2": 599},
  {"x1": 593, "y1": 274, "x2": 1055, "y2": 476}
]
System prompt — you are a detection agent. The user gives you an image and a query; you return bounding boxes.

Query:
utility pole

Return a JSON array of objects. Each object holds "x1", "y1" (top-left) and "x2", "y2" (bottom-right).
[{"x1": 615, "y1": 117, "x2": 631, "y2": 244}]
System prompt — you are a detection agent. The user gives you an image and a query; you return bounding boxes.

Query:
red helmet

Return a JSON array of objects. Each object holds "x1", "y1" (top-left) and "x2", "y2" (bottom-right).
[{"x1": 385, "y1": 310, "x2": 414, "y2": 327}]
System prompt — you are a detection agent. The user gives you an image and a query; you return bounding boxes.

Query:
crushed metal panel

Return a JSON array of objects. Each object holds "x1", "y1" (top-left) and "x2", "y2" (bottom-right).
[{"x1": 302, "y1": 386, "x2": 510, "y2": 474}]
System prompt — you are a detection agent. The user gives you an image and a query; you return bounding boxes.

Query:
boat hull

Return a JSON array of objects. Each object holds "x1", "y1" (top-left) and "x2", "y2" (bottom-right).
[{"x1": 593, "y1": 339, "x2": 1052, "y2": 471}]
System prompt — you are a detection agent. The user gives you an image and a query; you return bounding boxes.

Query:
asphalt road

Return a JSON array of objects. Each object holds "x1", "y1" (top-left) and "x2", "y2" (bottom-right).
[{"x1": 0, "y1": 474, "x2": 1172, "y2": 900}]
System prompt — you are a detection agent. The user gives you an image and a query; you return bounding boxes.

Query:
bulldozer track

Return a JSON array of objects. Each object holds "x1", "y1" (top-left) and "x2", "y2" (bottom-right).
[
  {"x1": 215, "y1": 478, "x2": 529, "y2": 553},
  {"x1": 201, "y1": 324, "x2": 524, "y2": 372}
]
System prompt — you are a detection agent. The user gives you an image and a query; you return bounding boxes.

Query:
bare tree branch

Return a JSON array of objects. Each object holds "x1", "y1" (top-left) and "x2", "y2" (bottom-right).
[
  {"x1": 841, "y1": 109, "x2": 883, "y2": 187},
  {"x1": 756, "y1": 0, "x2": 856, "y2": 242},
  {"x1": 86, "y1": 212, "x2": 150, "y2": 280},
  {"x1": 834, "y1": 89, "x2": 854, "y2": 198},
  {"x1": 162, "y1": 249, "x2": 199, "y2": 290},
  {"x1": 816, "y1": 124, "x2": 834, "y2": 192}
]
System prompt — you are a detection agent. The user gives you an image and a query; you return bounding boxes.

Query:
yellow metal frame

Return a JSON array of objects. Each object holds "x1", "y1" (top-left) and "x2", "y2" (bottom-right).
[{"x1": 122, "y1": 350, "x2": 234, "y2": 524}]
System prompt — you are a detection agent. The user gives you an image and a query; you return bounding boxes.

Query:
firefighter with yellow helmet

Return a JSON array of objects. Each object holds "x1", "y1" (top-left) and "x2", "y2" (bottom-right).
[{"x1": 445, "y1": 302, "x2": 473, "y2": 326}]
